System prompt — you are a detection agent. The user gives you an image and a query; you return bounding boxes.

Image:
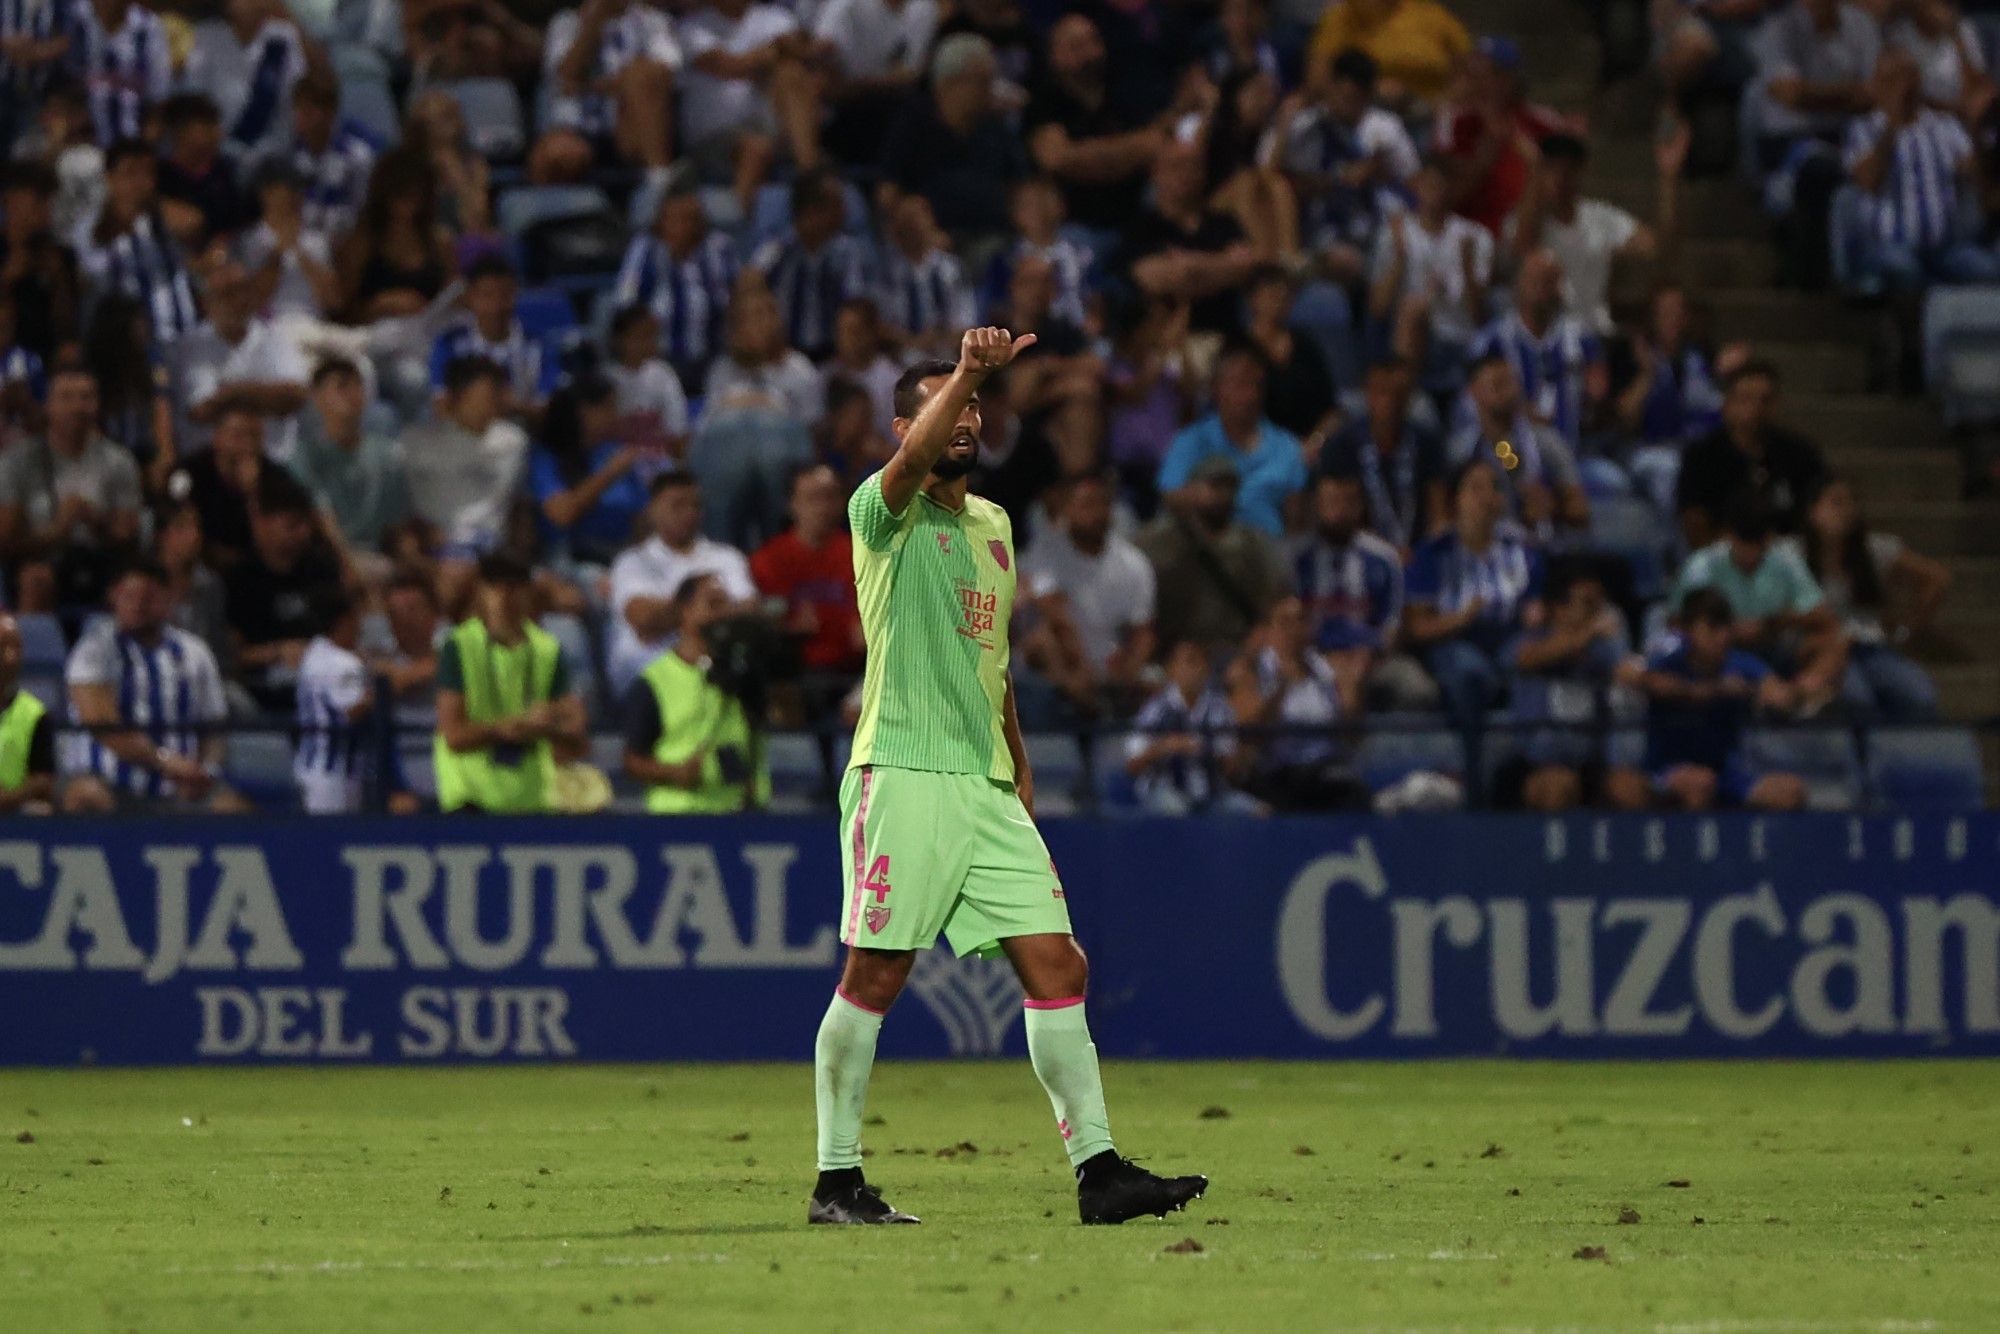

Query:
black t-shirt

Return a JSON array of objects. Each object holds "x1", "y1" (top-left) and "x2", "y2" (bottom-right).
[
  {"x1": 1022, "y1": 81, "x2": 1150, "y2": 232},
  {"x1": 180, "y1": 453, "x2": 305, "y2": 567},
  {"x1": 1676, "y1": 427, "x2": 1829, "y2": 534},
  {"x1": 0, "y1": 231, "x2": 79, "y2": 361},
  {"x1": 881, "y1": 95, "x2": 1029, "y2": 237},
  {"x1": 224, "y1": 546, "x2": 341, "y2": 649},
  {"x1": 1318, "y1": 417, "x2": 1450, "y2": 547},
  {"x1": 157, "y1": 159, "x2": 256, "y2": 241},
  {"x1": 1114, "y1": 207, "x2": 1247, "y2": 334},
  {"x1": 1262, "y1": 336, "x2": 1338, "y2": 439}
]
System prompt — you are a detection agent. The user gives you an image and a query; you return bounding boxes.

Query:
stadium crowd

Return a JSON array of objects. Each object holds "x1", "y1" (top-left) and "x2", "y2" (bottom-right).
[{"x1": 0, "y1": 0, "x2": 1987, "y2": 819}]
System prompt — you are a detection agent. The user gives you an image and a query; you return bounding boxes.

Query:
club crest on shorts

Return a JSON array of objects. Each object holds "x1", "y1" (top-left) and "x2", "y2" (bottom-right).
[
  {"x1": 988, "y1": 540, "x2": 1009, "y2": 571},
  {"x1": 865, "y1": 905, "x2": 892, "y2": 935}
]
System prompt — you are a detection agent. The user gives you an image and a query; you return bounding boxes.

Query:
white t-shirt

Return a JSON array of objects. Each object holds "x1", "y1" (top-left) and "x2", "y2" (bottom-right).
[
  {"x1": 1022, "y1": 527, "x2": 1157, "y2": 669},
  {"x1": 606, "y1": 359, "x2": 692, "y2": 449},
  {"x1": 236, "y1": 222, "x2": 335, "y2": 319},
  {"x1": 812, "y1": 0, "x2": 938, "y2": 80},
  {"x1": 1372, "y1": 211, "x2": 1494, "y2": 342},
  {"x1": 1507, "y1": 198, "x2": 1640, "y2": 335},
  {"x1": 678, "y1": 3, "x2": 799, "y2": 143},
  {"x1": 1888, "y1": 16, "x2": 1987, "y2": 108},
  {"x1": 174, "y1": 317, "x2": 313, "y2": 459},
  {"x1": 399, "y1": 415, "x2": 531, "y2": 551},
  {"x1": 606, "y1": 533, "x2": 757, "y2": 687},
  {"x1": 704, "y1": 351, "x2": 824, "y2": 427},
  {"x1": 294, "y1": 635, "x2": 369, "y2": 808}
]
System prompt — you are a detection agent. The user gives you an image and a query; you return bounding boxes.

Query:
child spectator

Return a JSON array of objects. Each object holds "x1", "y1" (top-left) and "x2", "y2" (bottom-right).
[
  {"x1": 280, "y1": 69, "x2": 375, "y2": 240},
  {"x1": 294, "y1": 586, "x2": 375, "y2": 815},
  {"x1": 238, "y1": 159, "x2": 339, "y2": 319},
  {"x1": 1504, "y1": 567, "x2": 1629, "y2": 812},
  {"x1": 1802, "y1": 475, "x2": 1947, "y2": 721},
  {"x1": 603, "y1": 306, "x2": 691, "y2": 473},
  {"x1": 529, "y1": 373, "x2": 648, "y2": 570},
  {"x1": 1227, "y1": 595, "x2": 1367, "y2": 811},
  {"x1": 1124, "y1": 639, "x2": 1251, "y2": 816},
  {"x1": 984, "y1": 176, "x2": 1093, "y2": 329},
  {"x1": 1368, "y1": 157, "x2": 1492, "y2": 390},
  {"x1": 429, "y1": 255, "x2": 556, "y2": 413},
  {"x1": 750, "y1": 462, "x2": 861, "y2": 675}
]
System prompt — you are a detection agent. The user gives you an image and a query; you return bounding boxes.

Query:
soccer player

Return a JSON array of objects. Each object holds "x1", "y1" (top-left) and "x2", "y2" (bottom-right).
[{"x1": 808, "y1": 327, "x2": 1209, "y2": 1227}]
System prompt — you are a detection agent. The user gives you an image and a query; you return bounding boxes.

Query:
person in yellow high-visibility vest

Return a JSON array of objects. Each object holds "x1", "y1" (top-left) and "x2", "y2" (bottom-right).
[
  {"x1": 619, "y1": 572, "x2": 770, "y2": 813},
  {"x1": 433, "y1": 554, "x2": 587, "y2": 813},
  {"x1": 0, "y1": 614, "x2": 55, "y2": 815}
]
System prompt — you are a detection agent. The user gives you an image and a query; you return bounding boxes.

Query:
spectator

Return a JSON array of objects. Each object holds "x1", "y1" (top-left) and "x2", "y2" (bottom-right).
[
  {"x1": 1676, "y1": 498, "x2": 1847, "y2": 714},
  {"x1": 0, "y1": 292, "x2": 44, "y2": 444},
  {"x1": 225, "y1": 474, "x2": 343, "y2": 712},
  {"x1": 1505, "y1": 566, "x2": 1629, "y2": 812},
  {"x1": 1024, "y1": 14, "x2": 1164, "y2": 237},
  {"x1": 176, "y1": 405, "x2": 300, "y2": 572},
  {"x1": 750, "y1": 462, "x2": 862, "y2": 676},
  {"x1": 1802, "y1": 474, "x2": 1946, "y2": 720},
  {"x1": 0, "y1": 162, "x2": 81, "y2": 365},
  {"x1": 821, "y1": 297, "x2": 899, "y2": 435},
  {"x1": 1469, "y1": 247, "x2": 1608, "y2": 455},
  {"x1": 1319, "y1": 356, "x2": 1449, "y2": 553},
  {"x1": 1656, "y1": 0, "x2": 1777, "y2": 112},
  {"x1": 1402, "y1": 459, "x2": 1546, "y2": 728},
  {"x1": 813, "y1": 0, "x2": 940, "y2": 165},
  {"x1": 533, "y1": 0, "x2": 682, "y2": 184},
  {"x1": 1887, "y1": 0, "x2": 1991, "y2": 115},
  {"x1": 1022, "y1": 471, "x2": 1158, "y2": 702},
  {"x1": 985, "y1": 175, "x2": 1093, "y2": 330},
  {"x1": 156, "y1": 93, "x2": 256, "y2": 247},
  {"x1": 1676, "y1": 358, "x2": 1828, "y2": 547},
  {"x1": 1290, "y1": 470, "x2": 1427, "y2": 714},
  {"x1": 1607, "y1": 586, "x2": 1807, "y2": 811},
  {"x1": 1226, "y1": 594, "x2": 1367, "y2": 811},
  {"x1": 603, "y1": 306, "x2": 691, "y2": 467},
  {"x1": 705, "y1": 284, "x2": 829, "y2": 427},
  {"x1": 1204, "y1": 0, "x2": 1281, "y2": 88},
  {"x1": 878, "y1": 194, "x2": 977, "y2": 355},
  {"x1": 415, "y1": 90, "x2": 507, "y2": 237},
  {"x1": 428, "y1": 255, "x2": 557, "y2": 412},
  {"x1": 156, "y1": 499, "x2": 230, "y2": 656},
  {"x1": 936, "y1": 0, "x2": 1034, "y2": 90},
  {"x1": 0, "y1": 613, "x2": 56, "y2": 814},
  {"x1": 1748, "y1": 0, "x2": 1881, "y2": 291},
  {"x1": 0, "y1": 365, "x2": 142, "y2": 612},
  {"x1": 0, "y1": 0, "x2": 64, "y2": 161},
  {"x1": 1614, "y1": 284, "x2": 1736, "y2": 513},
  {"x1": 238, "y1": 158, "x2": 339, "y2": 320},
  {"x1": 1105, "y1": 294, "x2": 1193, "y2": 512},
  {"x1": 336, "y1": 147, "x2": 455, "y2": 322},
  {"x1": 172, "y1": 251, "x2": 312, "y2": 457},
  {"x1": 531, "y1": 373, "x2": 647, "y2": 569},
  {"x1": 293, "y1": 585, "x2": 378, "y2": 815},
  {"x1": 1160, "y1": 345, "x2": 1308, "y2": 538},
  {"x1": 612, "y1": 186, "x2": 739, "y2": 394},
  {"x1": 1507, "y1": 129, "x2": 1683, "y2": 336},
  {"x1": 1368, "y1": 156, "x2": 1493, "y2": 388},
  {"x1": 78, "y1": 138, "x2": 201, "y2": 343},
  {"x1": 22, "y1": 83, "x2": 106, "y2": 242},
  {"x1": 1306, "y1": 0, "x2": 1471, "y2": 106},
  {"x1": 816, "y1": 375, "x2": 894, "y2": 491},
  {"x1": 1451, "y1": 353, "x2": 1590, "y2": 539},
  {"x1": 1123, "y1": 638, "x2": 1252, "y2": 816},
  {"x1": 80, "y1": 294, "x2": 167, "y2": 474},
  {"x1": 1243, "y1": 265, "x2": 1338, "y2": 445},
  {"x1": 278, "y1": 69, "x2": 375, "y2": 240},
  {"x1": 207, "y1": 0, "x2": 318, "y2": 161},
  {"x1": 1198, "y1": 68, "x2": 1296, "y2": 262},
  {"x1": 1277, "y1": 47, "x2": 1421, "y2": 283},
  {"x1": 62, "y1": 558, "x2": 241, "y2": 815},
  {"x1": 291, "y1": 357, "x2": 407, "y2": 563},
  {"x1": 401, "y1": 357, "x2": 531, "y2": 578},
  {"x1": 878, "y1": 32, "x2": 1027, "y2": 242},
  {"x1": 365, "y1": 572, "x2": 444, "y2": 726},
  {"x1": 678, "y1": 0, "x2": 822, "y2": 209},
  {"x1": 433, "y1": 552, "x2": 587, "y2": 814},
  {"x1": 607, "y1": 471, "x2": 757, "y2": 690},
  {"x1": 63, "y1": 0, "x2": 171, "y2": 145},
  {"x1": 1434, "y1": 36, "x2": 1574, "y2": 235},
  {"x1": 982, "y1": 257, "x2": 1098, "y2": 470},
  {"x1": 1118, "y1": 139, "x2": 1258, "y2": 336},
  {"x1": 620, "y1": 571, "x2": 770, "y2": 812},
  {"x1": 1136, "y1": 453, "x2": 1290, "y2": 654},
  {"x1": 749, "y1": 169, "x2": 871, "y2": 361}
]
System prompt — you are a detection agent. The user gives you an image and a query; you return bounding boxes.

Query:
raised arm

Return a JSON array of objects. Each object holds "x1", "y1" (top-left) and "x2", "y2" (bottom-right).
[{"x1": 880, "y1": 326, "x2": 1036, "y2": 515}]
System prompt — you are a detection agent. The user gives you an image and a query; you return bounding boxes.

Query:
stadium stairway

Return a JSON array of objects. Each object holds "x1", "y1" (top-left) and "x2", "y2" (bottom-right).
[{"x1": 1453, "y1": 0, "x2": 2000, "y2": 725}]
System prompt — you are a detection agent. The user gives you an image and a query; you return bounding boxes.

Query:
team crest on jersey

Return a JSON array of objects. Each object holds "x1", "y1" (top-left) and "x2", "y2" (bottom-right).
[
  {"x1": 936, "y1": 533, "x2": 952, "y2": 555},
  {"x1": 865, "y1": 905, "x2": 892, "y2": 935},
  {"x1": 988, "y1": 540, "x2": 1009, "y2": 571}
]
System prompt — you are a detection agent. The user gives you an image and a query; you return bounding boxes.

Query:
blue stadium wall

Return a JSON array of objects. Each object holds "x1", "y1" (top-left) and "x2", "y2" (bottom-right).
[{"x1": 2, "y1": 814, "x2": 1997, "y2": 1064}]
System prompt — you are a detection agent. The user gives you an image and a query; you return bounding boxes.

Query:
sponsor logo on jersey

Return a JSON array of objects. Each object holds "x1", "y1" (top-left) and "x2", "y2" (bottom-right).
[{"x1": 954, "y1": 582, "x2": 997, "y2": 648}]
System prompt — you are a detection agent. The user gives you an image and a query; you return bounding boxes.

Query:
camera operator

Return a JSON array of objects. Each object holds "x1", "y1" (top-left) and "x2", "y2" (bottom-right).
[{"x1": 621, "y1": 572, "x2": 772, "y2": 813}]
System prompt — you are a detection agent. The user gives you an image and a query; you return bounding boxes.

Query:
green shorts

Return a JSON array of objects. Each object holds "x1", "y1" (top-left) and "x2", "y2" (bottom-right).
[{"x1": 837, "y1": 765, "x2": 1072, "y2": 958}]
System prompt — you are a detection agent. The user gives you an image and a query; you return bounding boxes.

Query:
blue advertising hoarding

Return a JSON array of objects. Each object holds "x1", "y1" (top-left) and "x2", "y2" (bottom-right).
[{"x1": 0, "y1": 813, "x2": 1996, "y2": 1064}]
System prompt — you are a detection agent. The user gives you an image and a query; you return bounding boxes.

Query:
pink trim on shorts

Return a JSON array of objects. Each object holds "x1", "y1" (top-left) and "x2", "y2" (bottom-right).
[
  {"x1": 843, "y1": 766, "x2": 874, "y2": 946},
  {"x1": 1023, "y1": 996, "x2": 1086, "y2": 1011},
  {"x1": 835, "y1": 986, "x2": 886, "y2": 1017}
]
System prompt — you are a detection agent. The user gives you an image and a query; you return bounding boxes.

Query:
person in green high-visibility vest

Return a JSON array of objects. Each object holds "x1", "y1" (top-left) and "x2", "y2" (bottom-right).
[
  {"x1": 433, "y1": 553, "x2": 587, "y2": 813},
  {"x1": 0, "y1": 614, "x2": 56, "y2": 815},
  {"x1": 619, "y1": 572, "x2": 770, "y2": 813}
]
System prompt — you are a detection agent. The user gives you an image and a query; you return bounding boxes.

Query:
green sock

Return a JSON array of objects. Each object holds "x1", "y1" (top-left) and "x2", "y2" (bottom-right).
[
  {"x1": 814, "y1": 990, "x2": 883, "y2": 1171},
  {"x1": 1024, "y1": 999, "x2": 1114, "y2": 1169}
]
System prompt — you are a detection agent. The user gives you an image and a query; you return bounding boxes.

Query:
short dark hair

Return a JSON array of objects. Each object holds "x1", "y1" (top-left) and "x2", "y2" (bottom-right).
[
  {"x1": 114, "y1": 556, "x2": 170, "y2": 587},
  {"x1": 464, "y1": 254, "x2": 517, "y2": 285},
  {"x1": 672, "y1": 571, "x2": 719, "y2": 606},
  {"x1": 214, "y1": 403, "x2": 265, "y2": 433},
  {"x1": 893, "y1": 358, "x2": 959, "y2": 420},
  {"x1": 1724, "y1": 495, "x2": 1776, "y2": 543},
  {"x1": 1681, "y1": 586, "x2": 1735, "y2": 629},
  {"x1": 1467, "y1": 352, "x2": 1512, "y2": 380},
  {"x1": 1329, "y1": 47, "x2": 1378, "y2": 90},
  {"x1": 1539, "y1": 132, "x2": 1589, "y2": 166},
  {"x1": 293, "y1": 69, "x2": 339, "y2": 107},
  {"x1": 790, "y1": 168, "x2": 842, "y2": 217},
  {"x1": 312, "y1": 584, "x2": 357, "y2": 631},
  {"x1": 255, "y1": 472, "x2": 317, "y2": 519},
  {"x1": 1722, "y1": 357, "x2": 1780, "y2": 393},
  {"x1": 160, "y1": 92, "x2": 221, "y2": 131},
  {"x1": 648, "y1": 469, "x2": 698, "y2": 498},
  {"x1": 609, "y1": 303, "x2": 656, "y2": 342},
  {"x1": 311, "y1": 356, "x2": 363, "y2": 387},
  {"x1": 1365, "y1": 354, "x2": 1413, "y2": 380},
  {"x1": 477, "y1": 552, "x2": 534, "y2": 587},
  {"x1": 386, "y1": 572, "x2": 437, "y2": 605},
  {"x1": 441, "y1": 355, "x2": 507, "y2": 396},
  {"x1": 1447, "y1": 456, "x2": 1494, "y2": 499},
  {"x1": 105, "y1": 137, "x2": 156, "y2": 170}
]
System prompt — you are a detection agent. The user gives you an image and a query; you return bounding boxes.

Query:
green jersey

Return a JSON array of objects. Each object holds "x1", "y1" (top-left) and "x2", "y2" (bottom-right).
[{"x1": 847, "y1": 472, "x2": 1016, "y2": 782}]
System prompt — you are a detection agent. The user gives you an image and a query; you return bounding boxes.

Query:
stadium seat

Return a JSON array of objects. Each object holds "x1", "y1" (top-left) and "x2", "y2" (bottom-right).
[
  {"x1": 765, "y1": 731, "x2": 830, "y2": 812},
  {"x1": 1745, "y1": 727, "x2": 1861, "y2": 810},
  {"x1": 516, "y1": 287, "x2": 580, "y2": 342},
  {"x1": 1586, "y1": 495, "x2": 1672, "y2": 603},
  {"x1": 1604, "y1": 727, "x2": 1646, "y2": 771},
  {"x1": 442, "y1": 79, "x2": 526, "y2": 161},
  {"x1": 224, "y1": 733, "x2": 297, "y2": 809},
  {"x1": 1355, "y1": 721, "x2": 1466, "y2": 792},
  {"x1": 1923, "y1": 285, "x2": 2000, "y2": 423},
  {"x1": 14, "y1": 613, "x2": 66, "y2": 671},
  {"x1": 1023, "y1": 733, "x2": 1086, "y2": 817},
  {"x1": 1865, "y1": 727, "x2": 1986, "y2": 812}
]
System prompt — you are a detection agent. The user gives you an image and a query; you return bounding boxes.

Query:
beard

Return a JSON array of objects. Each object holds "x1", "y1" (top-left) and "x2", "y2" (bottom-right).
[{"x1": 930, "y1": 431, "x2": 981, "y2": 480}]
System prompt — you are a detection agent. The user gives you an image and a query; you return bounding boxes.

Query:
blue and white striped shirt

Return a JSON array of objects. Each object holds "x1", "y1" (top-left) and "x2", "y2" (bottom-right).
[
  {"x1": 1405, "y1": 528, "x2": 1545, "y2": 656},
  {"x1": 542, "y1": 4, "x2": 682, "y2": 139},
  {"x1": 294, "y1": 635, "x2": 368, "y2": 781},
  {"x1": 749, "y1": 233, "x2": 871, "y2": 360},
  {"x1": 226, "y1": 18, "x2": 309, "y2": 159},
  {"x1": 80, "y1": 212, "x2": 202, "y2": 342},
  {"x1": 1468, "y1": 311, "x2": 1603, "y2": 449},
  {"x1": 1291, "y1": 529, "x2": 1404, "y2": 653},
  {"x1": 287, "y1": 123, "x2": 377, "y2": 238},
  {"x1": 879, "y1": 246, "x2": 975, "y2": 342},
  {"x1": 1, "y1": 0, "x2": 60, "y2": 106},
  {"x1": 1125, "y1": 684, "x2": 1237, "y2": 807},
  {"x1": 612, "y1": 229, "x2": 737, "y2": 378},
  {"x1": 63, "y1": 620, "x2": 228, "y2": 798},
  {"x1": 1843, "y1": 107, "x2": 1974, "y2": 250},
  {"x1": 983, "y1": 236, "x2": 1092, "y2": 327},
  {"x1": 62, "y1": 0, "x2": 171, "y2": 145},
  {"x1": 429, "y1": 319, "x2": 557, "y2": 403},
  {"x1": 1279, "y1": 105, "x2": 1420, "y2": 249}
]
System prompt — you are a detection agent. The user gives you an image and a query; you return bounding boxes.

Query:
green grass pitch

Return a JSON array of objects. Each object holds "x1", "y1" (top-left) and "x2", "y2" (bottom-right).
[{"x1": 3, "y1": 1061, "x2": 1996, "y2": 1332}]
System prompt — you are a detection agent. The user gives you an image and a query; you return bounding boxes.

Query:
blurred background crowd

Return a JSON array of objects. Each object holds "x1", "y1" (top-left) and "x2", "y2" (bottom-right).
[{"x1": 0, "y1": 0, "x2": 1996, "y2": 818}]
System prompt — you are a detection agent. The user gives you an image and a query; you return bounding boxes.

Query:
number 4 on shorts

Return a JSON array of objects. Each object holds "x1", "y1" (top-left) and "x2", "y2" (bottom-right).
[{"x1": 862, "y1": 856, "x2": 892, "y2": 904}]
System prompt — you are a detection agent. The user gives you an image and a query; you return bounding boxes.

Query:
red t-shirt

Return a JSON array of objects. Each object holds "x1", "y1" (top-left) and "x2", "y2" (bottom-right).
[
  {"x1": 750, "y1": 530, "x2": 862, "y2": 672},
  {"x1": 1436, "y1": 101, "x2": 1573, "y2": 235}
]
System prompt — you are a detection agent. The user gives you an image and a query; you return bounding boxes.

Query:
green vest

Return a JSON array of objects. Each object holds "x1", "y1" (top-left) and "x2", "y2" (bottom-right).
[
  {"x1": 0, "y1": 691, "x2": 46, "y2": 792},
  {"x1": 434, "y1": 619, "x2": 561, "y2": 814},
  {"x1": 640, "y1": 651, "x2": 769, "y2": 814}
]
